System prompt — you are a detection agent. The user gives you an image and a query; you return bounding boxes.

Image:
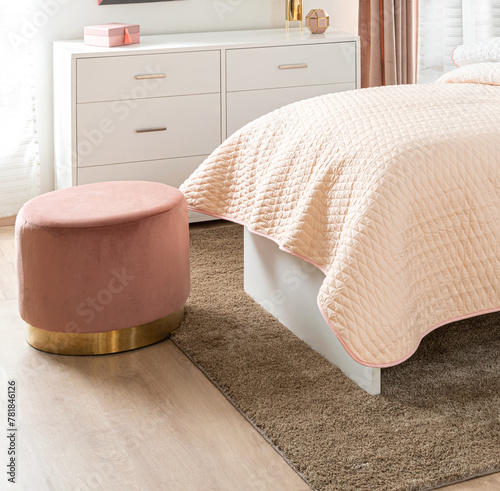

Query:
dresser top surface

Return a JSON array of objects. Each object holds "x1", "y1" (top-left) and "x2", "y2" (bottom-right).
[{"x1": 54, "y1": 28, "x2": 358, "y2": 58}]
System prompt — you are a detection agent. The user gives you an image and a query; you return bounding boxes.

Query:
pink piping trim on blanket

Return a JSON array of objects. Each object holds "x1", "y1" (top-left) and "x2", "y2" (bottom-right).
[
  {"x1": 451, "y1": 47, "x2": 459, "y2": 67},
  {"x1": 189, "y1": 207, "x2": 328, "y2": 274},
  {"x1": 189, "y1": 206, "x2": 500, "y2": 368},
  {"x1": 317, "y1": 299, "x2": 500, "y2": 368}
]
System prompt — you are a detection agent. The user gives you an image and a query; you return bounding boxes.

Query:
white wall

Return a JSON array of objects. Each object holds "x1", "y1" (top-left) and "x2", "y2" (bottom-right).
[{"x1": 14, "y1": 0, "x2": 358, "y2": 193}]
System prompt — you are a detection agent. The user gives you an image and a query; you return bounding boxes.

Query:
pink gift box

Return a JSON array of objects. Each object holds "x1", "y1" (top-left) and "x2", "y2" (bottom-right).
[{"x1": 84, "y1": 23, "x2": 140, "y2": 48}]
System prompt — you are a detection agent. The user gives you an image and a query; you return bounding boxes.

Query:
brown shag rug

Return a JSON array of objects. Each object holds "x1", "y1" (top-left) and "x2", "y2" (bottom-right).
[{"x1": 171, "y1": 223, "x2": 500, "y2": 491}]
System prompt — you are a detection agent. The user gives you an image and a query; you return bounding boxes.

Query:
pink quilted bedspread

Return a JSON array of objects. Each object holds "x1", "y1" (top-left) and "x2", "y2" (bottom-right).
[{"x1": 180, "y1": 65, "x2": 500, "y2": 367}]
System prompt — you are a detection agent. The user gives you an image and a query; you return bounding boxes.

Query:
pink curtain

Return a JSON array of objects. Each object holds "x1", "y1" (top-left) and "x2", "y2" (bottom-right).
[{"x1": 359, "y1": 0, "x2": 418, "y2": 88}]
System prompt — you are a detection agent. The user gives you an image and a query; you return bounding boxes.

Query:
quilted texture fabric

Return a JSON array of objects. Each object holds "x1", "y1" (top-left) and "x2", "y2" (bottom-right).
[
  {"x1": 452, "y1": 37, "x2": 500, "y2": 66},
  {"x1": 180, "y1": 80, "x2": 500, "y2": 367}
]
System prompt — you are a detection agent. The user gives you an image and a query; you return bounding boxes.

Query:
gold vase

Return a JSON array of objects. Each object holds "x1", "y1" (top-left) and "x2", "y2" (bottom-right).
[{"x1": 286, "y1": 0, "x2": 303, "y2": 31}]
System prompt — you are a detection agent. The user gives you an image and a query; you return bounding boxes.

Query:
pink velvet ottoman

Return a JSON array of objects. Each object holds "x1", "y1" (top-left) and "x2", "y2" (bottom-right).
[{"x1": 15, "y1": 181, "x2": 190, "y2": 355}]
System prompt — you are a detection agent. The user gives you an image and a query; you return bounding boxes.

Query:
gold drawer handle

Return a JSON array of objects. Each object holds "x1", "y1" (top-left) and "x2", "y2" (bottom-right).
[
  {"x1": 135, "y1": 127, "x2": 167, "y2": 133},
  {"x1": 279, "y1": 64, "x2": 308, "y2": 70},
  {"x1": 135, "y1": 73, "x2": 166, "y2": 80}
]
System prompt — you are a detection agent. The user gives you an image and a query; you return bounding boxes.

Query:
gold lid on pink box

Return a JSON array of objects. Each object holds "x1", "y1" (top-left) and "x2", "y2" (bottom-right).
[{"x1": 84, "y1": 23, "x2": 140, "y2": 37}]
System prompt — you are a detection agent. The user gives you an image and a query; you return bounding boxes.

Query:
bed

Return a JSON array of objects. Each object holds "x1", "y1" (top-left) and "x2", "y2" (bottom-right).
[{"x1": 180, "y1": 62, "x2": 500, "y2": 394}]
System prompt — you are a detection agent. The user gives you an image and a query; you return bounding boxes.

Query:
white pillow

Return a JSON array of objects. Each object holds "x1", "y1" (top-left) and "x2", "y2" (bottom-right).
[
  {"x1": 437, "y1": 62, "x2": 500, "y2": 86},
  {"x1": 452, "y1": 38, "x2": 500, "y2": 67}
]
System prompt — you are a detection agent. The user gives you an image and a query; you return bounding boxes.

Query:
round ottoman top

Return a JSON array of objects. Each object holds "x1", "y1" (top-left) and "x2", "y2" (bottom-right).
[{"x1": 19, "y1": 181, "x2": 185, "y2": 228}]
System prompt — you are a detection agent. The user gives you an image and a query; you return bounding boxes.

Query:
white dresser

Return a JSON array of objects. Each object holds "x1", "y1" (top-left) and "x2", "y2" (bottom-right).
[{"x1": 53, "y1": 28, "x2": 359, "y2": 221}]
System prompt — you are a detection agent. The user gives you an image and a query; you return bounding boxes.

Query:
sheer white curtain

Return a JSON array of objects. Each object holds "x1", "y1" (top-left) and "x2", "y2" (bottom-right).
[
  {"x1": 0, "y1": 4, "x2": 40, "y2": 218},
  {"x1": 418, "y1": 0, "x2": 500, "y2": 83}
]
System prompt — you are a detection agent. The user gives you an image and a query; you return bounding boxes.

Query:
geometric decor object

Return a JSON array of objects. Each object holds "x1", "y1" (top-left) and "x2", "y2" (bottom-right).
[{"x1": 305, "y1": 9, "x2": 330, "y2": 34}]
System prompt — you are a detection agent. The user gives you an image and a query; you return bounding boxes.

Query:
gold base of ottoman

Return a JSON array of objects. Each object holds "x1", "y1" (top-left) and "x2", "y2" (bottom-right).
[{"x1": 26, "y1": 307, "x2": 185, "y2": 355}]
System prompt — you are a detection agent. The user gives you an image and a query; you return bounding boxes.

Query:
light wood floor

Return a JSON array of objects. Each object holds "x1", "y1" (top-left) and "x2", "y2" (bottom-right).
[
  {"x1": 0, "y1": 215, "x2": 16, "y2": 227},
  {"x1": 1, "y1": 224, "x2": 498, "y2": 490}
]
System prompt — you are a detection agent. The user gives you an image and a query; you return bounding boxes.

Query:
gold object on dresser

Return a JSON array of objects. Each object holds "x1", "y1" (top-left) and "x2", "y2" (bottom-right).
[{"x1": 286, "y1": 0, "x2": 303, "y2": 31}]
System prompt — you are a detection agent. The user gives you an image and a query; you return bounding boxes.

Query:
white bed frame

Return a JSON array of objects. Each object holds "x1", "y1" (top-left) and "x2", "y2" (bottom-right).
[{"x1": 243, "y1": 228, "x2": 381, "y2": 395}]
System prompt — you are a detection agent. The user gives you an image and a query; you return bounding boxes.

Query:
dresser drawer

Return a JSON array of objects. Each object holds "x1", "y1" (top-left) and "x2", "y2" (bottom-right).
[
  {"x1": 76, "y1": 93, "x2": 221, "y2": 167},
  {"x1": 226, "y1": 82, "x2": 355, "y2": 137},
  {"x1": 77, "y1": 155, "x2": 206, "y2": 188},
  {"x1": 226, "y1": 43, "x2": 356, "y2": 92},
  {"x1": 77, "y1": 50, "x2": 220, "y2": 103}
]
